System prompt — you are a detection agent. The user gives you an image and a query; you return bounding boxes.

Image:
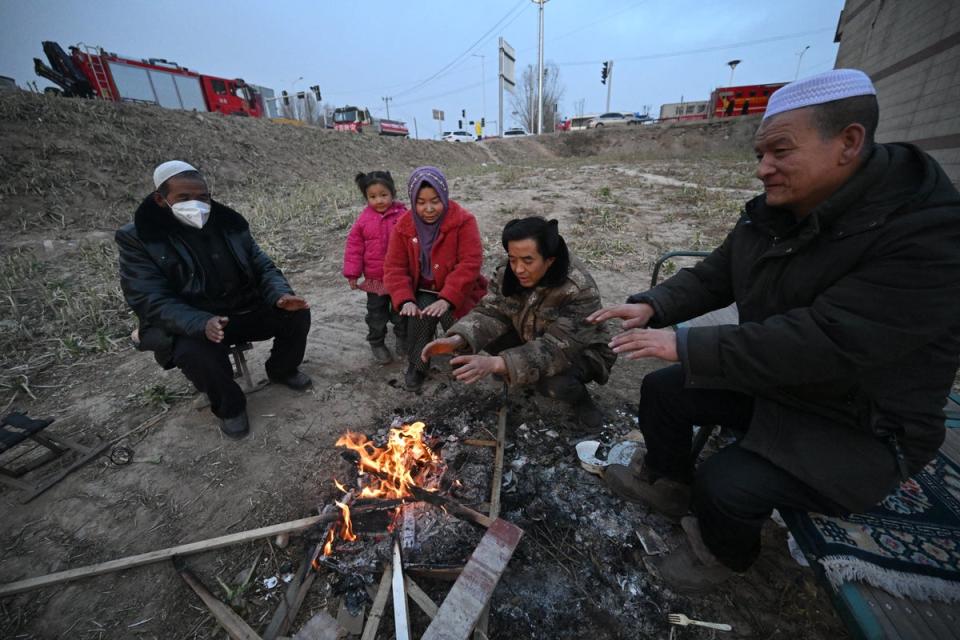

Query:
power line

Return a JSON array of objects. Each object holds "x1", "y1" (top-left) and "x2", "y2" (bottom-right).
[
  {"x1": 555, "y1": 27, "x2": 834, "y2": 66},
  {"x1": 392, "y1": 0, "x2": 529, "y2": 99},
  {"x1": 391, "y1": 80, "x2": 486, "y2": 109}
]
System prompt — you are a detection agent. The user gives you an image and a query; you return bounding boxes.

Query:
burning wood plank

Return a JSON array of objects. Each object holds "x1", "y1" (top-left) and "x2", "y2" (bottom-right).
[{"x1": 421, "y1": 518, "x2": 524, "y2": 640}]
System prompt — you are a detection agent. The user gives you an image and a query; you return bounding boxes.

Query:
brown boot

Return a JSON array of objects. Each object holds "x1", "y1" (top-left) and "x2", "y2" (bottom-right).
[
  {"x1": 604, "y1": 464, "x2": 691, "y2": 521},
  {"x1": 646, "y1": 516, "x2": 733, "y2": 593}
]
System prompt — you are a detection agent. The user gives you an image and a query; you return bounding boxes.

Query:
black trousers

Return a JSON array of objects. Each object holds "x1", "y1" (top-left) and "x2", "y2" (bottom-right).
[
  {"x1": 172, "y1": 306, "x2": 311, "y2": 419},
  {"x1": 365, "y1": 293, "x2": 406, "y2": 346},
  {"x1": 408, "y1": 291, "x2": 455, "y2": 372},
  {"x1": 639, "y1": 365, "x2": 847, "y2": 571}
]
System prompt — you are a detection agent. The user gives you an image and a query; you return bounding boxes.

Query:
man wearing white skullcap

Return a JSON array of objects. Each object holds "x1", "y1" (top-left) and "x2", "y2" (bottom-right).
[
  {"x1": 590, "y1": 69, "x2": 960, "y2": 591},
  {"x1": 115, "y1": 162, "x2": 313, "y2": 439}
]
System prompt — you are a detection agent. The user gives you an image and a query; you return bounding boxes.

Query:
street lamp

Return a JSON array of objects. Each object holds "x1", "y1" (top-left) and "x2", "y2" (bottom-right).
[
  {"x1": 726, "y1": 59, "x2": 741, "y2": 86},
  {"x1": 795, "y1": 45, "x2": 810, "y2": 80}
]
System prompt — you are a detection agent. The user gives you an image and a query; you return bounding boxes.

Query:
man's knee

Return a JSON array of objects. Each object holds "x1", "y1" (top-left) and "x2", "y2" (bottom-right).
[
  {"x1": 284, "y1": 307, "x2": 311, "y2": 337},
  {"x1": 693, "y1": 448, "x2": 773, "y2": 518},
  {"x1": 172, "y1": 337, "x2": 230, "y2": 375},
  {"x1": 640, "y1": 364, "x2": 684, "y2": 398}
]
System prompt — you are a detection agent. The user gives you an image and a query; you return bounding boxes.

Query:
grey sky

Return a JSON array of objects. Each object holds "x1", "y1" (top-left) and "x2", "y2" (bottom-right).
[{"x1": 0, "y1": 0, "x2": 844, "y2": 134}]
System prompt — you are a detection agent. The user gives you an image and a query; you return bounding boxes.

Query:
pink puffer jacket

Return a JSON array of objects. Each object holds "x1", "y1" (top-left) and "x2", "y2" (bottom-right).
[{"x1": 342, "y1": 201, "x2": 408, "y2": 281}]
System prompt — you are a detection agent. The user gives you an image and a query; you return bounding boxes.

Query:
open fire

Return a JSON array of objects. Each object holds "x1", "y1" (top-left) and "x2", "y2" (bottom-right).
[{"x1": 322, "y1": 421, "x2": 447, "y2": 557}]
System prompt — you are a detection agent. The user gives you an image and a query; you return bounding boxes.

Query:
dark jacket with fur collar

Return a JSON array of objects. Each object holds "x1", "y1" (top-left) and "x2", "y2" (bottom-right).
[{"x1": 116, "y1": 196, "x2": 293, "y2": 367}]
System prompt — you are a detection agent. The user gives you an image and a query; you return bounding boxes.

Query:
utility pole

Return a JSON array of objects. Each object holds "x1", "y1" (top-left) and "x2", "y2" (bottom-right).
[
  {"x1": 472, "y1": 53, "x2": 486, "y2": 123},
  {"x1": 605, "y1": 60, "x2": 614, "y2": 112},
  {"x1": 382, "y1": 96, "x2": 392, "y2": 119},
  {"x1": 533, "y1": 0, "x2": 548, "y2": 134}
]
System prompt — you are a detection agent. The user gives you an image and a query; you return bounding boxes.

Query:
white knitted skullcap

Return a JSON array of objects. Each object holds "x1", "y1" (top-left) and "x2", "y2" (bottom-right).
[
  {"x1": 153, "y1": 160, "x2": 198, "y2": 188},
  {"x1": 764, "y1": 69, "x2": 876, "y2": 120}
]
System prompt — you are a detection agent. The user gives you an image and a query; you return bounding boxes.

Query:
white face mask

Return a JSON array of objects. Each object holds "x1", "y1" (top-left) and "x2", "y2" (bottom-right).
[{"x1": 167, "y1": 199, "x2": 211, "y2": 229}]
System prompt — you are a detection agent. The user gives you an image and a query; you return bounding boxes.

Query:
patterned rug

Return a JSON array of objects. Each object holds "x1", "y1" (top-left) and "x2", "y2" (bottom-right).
[{"x1": 784, "y1": 450, "x2": 960, "y2": 603}]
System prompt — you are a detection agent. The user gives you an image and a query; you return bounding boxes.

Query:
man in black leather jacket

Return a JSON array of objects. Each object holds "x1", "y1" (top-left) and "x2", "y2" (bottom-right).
[{"x1": 116, "y1": 161, "x2": 312, "y2": 439}]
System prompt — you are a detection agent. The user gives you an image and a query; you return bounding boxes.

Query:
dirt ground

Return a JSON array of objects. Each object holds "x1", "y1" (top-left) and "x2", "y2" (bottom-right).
[{"x1": 0, "y1": 93, "x2": 850, "y2": 639}]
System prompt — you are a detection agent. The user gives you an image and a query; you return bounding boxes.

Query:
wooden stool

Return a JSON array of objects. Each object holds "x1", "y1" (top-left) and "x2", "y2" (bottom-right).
[{"x1": 229, "y1": 342, "x2": 254, "y2": 391}]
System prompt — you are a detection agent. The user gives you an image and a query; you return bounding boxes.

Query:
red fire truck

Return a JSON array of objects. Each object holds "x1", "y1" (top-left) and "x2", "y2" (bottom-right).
[
  {"x1": 333, "y1": 105, "x2": 409, "y2": 136},
  {"x1": 34, "y1": 41, "x2": 264, "y2": 117},
  {"x1": 709, "y1": 82, "x2": 787, "y2": 118}
]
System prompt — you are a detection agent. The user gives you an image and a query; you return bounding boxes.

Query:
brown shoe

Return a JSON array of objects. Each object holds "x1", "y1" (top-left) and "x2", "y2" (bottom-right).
[
  {"x1": 646, "y1": 516, "x2": 732, "y2": 593},
  {"x1": 604, "y1": 464, "x2": 691, "y2": 520}
]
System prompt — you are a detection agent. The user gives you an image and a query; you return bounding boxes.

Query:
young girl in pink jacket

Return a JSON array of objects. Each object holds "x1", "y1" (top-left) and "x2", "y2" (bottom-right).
[{"x1": 343, "y1": 171, "x2": 408, "y2": 364}]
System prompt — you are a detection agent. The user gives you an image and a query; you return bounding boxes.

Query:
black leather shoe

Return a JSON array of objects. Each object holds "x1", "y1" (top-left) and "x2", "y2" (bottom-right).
[
  {"x1": 268, "y1": 369, "x2": 313, "y2": 391},
  {"x1": 220, "y1": 410, "x2": 250, "y2": 439},
  {"x1": 404, "y1": 367, "x2": 426, "y2": 392}
]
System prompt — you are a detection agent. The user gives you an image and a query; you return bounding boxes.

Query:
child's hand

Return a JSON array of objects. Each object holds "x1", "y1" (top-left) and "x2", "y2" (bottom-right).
[
  {"x1": 400, "y1": 302, "x2": 421, "y2": 317},
  {"x1": 348, "y1": 278, "x2": 359, "y2": 290},
  {"x1": 422, "y1": 299, "x2": 451, "y2": 318}
]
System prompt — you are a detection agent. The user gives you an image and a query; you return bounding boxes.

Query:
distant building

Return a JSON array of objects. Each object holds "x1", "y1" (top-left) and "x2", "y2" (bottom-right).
[
  {"x1": 658, "y1": 100, "x2": 708, "y2": 122},
  {"x1": 834, "y1": 0, "x2": 960, "y2": 185}
]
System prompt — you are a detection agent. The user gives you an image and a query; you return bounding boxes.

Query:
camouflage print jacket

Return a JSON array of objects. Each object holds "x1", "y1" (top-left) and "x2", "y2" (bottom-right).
[{"x1": 447, "y1": 256, "x2": 617, "y2": 386}]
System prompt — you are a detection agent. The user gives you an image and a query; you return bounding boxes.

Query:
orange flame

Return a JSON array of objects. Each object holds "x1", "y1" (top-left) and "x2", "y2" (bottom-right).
[
  {"x1": 323, "y1": 421, "x2": 444, "y2": 557},
  {"x1": 336, "y1": 500, "x2": 357, "y2": 542},
  {"x1": 335, "y1": 421, "x2": 443, "y2": 500}
]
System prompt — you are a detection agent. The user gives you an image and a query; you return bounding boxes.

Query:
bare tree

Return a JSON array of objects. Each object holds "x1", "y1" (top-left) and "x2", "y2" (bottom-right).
[{"x1": 510, "y1": 62, "x2": 565, "y2": 133}]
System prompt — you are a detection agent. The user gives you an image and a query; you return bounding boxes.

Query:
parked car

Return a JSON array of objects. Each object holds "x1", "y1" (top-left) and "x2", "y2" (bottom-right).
[
  {"x1": 568, "y1": 115, "x2": 598, "y2": 131},
  {"x1": 588, "y1": 112, "x2": 642, "y2": 128},
  {"x1": 442, "y1": 130, "x2": 475, "y2": 142},
  {"x1": 502, "y1": 127, "x2": 530, "y2": 137}
]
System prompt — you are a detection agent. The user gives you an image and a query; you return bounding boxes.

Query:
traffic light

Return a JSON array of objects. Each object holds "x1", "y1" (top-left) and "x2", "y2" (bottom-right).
[
  {"x1": 310, "y1": 85, "x2": 321, "y2": 101},
  {"x1": 462, "y1": 109, "x2": 466, "y2": 118},
  {"x1": 458, "y1": 119, "x2": 463, "y2": 129},
  {"x1": 601, "y1": 62, "x2": 608, "y2": 84},
  {"x1": 481, "y1": 117, "x2": 485, "y2": 127}
]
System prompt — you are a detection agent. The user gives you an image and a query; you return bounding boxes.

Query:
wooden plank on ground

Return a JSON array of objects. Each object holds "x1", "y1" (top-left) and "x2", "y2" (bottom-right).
[
  {"x1": 360, "y1": 565, "x2": 393, "y2": 640},
  {"x1": 404, "y1": 576, "x2": 439, "y2": 619},
  {"x1": 176, "y1": 561, "x2": 262, "y2": 640},
  {"x1": 421, "y1": 518, "x2": 523, "y2": 640},
  {"x1": 392, "y1": 542, "x2": 411, "y2": 640},
  {"x1": 0, "y1": 514, "x2": 337, "y2": 597}
]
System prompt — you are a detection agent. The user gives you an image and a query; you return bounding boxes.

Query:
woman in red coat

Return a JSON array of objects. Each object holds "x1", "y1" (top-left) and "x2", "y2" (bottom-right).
[{"x1": 384, "y1": 166, "x2": 487, "y2": 391}]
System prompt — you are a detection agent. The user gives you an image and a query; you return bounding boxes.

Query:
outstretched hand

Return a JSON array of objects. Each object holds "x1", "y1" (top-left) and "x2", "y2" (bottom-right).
[
  {"x1": 609, "y1": 327, "x2": 678, "y2": 361},
  {"x1": 586, "y1": 302, "x2": 655, "y2": 330},
  {"x1": 421, "y1": 335, "x2": 466, "y2": 362},
  {"x1": 450, "y1": 354, "x2": 506, "y2": 384},
  {"x1": 277, "y1": 294, "x2": 310, "y2": 311}
]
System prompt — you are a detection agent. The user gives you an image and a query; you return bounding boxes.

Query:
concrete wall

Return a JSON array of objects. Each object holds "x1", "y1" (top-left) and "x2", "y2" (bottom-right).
[{"x1": 835, "y1": 0, "x2": 960, "y2": 185}]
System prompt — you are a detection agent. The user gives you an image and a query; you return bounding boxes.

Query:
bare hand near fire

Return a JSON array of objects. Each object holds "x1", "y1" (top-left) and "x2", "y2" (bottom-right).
[
  {"x1": 450, "y1": 355, "x2": 506, "y2": 384},
  {"x1": 610, "y1": 328, "x2": 678, "y2": 361},
  {"x1": 347, "y1": 278, "x2": 359, "y2": 290},
  {"x1": 422, "y1": 298, "x2": 451, "y2": 318},
  {"x1": 205, "y1": 316, "x2": 229, "y2": 343},
  {"x1": 276, "y1": 294, "x2": 310, "y2": 311},
  {"x1": 400, "y1": 302, "x2": 421, "y2": 317},
  {"x1": 421, "y1": 335, "x2": 465, "y2": 362},
  {"x1": 587, "y1": 302, "x2": 655, "y2": 330}
]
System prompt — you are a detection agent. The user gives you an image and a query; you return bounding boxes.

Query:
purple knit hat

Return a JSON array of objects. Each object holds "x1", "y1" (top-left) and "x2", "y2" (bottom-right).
[{"x1": 407, "y1": 166, "x2": 449, "y2": 213}]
